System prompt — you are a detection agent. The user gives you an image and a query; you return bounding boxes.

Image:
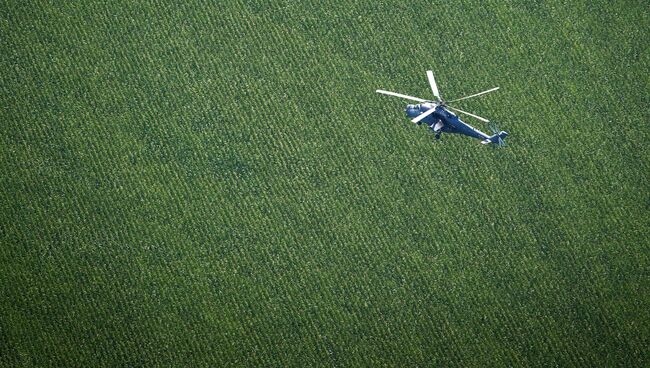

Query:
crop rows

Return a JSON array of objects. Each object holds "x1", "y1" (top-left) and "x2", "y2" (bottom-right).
[{"x1": 2, "y1": 0, "x2": 648, "y2": 366}]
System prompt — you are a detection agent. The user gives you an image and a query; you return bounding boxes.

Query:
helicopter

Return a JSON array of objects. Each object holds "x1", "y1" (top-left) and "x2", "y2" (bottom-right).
[{"x1": 377, "y1": 71, "x2": 508, "y2": 146}]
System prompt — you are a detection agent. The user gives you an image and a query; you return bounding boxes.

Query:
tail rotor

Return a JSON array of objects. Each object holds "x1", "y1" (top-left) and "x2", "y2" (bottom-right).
[{"x1": 488, "y1": 123, "x2": 508, "y2": 147}]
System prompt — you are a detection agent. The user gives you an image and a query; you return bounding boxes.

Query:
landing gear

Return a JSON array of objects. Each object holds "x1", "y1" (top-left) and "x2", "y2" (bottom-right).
[{"x1": 432, "y1": 120, "x2": 444, "y2": 140}]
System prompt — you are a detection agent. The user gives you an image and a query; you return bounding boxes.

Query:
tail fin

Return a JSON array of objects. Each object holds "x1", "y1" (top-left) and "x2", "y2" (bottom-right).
[{"x1": 481, "y1": 131, "x2": 508, "y2": 145}]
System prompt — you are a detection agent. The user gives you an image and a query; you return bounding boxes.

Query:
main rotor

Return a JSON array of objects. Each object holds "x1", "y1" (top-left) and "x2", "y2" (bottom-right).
[{"x1": 376, "y1": 70, "x2": 499, "y2": 124}]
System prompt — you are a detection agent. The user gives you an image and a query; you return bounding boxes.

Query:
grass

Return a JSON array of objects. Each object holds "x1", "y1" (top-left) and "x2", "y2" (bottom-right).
[{"x1": 1, "y1": 0, "x2": 649, "y2": 366}]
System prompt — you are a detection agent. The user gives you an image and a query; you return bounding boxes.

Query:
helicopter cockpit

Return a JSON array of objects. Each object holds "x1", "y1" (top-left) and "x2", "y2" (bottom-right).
[{"x1": 405, "y1": 104, "x2": 421, "y2": 118}]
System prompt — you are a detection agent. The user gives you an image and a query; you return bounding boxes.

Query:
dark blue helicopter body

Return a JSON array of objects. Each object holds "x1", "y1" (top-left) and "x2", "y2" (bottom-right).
[
  {"x1": 377, "y1": 71, "x2": 508, "y2": 146},
  {"x1": 405, "y1": 103, "x2": 491, "y2": 141}
]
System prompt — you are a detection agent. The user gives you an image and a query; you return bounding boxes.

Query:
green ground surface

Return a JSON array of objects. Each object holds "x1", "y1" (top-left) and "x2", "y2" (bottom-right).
[{"x1": 1, "y1": 0, "x2": 649, "y2": 366}]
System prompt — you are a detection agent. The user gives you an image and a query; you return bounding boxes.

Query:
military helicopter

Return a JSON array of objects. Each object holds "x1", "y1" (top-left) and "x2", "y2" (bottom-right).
[{"x1": 377, "y1": 71, "x2": 508, "y2": 146}]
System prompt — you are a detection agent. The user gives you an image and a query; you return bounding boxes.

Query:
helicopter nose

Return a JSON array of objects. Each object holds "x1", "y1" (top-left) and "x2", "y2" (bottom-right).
[{"x1": 405, "y1": 104, "x2": 419, "y2": 118}]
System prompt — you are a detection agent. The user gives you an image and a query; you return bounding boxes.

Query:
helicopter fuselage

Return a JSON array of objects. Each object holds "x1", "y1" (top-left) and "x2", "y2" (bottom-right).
[{"x1": 405, "y1": 103, "x2": 490, "y2": 141}]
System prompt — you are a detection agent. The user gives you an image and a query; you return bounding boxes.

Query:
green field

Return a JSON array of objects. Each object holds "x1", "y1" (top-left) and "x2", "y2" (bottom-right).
[{"x1": 2, "y1": 0, "x2": 649, "y2": 366}]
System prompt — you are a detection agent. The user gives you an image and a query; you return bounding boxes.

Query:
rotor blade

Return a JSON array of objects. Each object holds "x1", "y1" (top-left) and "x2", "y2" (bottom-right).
[
  {"x1": 448, "y1": 87, "x2": 499, "y2": 103},
  {"x1": 447, "y1": 106, "x2": 490, "y2": 123},
  {"x1": 426, "y1": 71, "x2": 441, "y2": 101},
  {"x1": 411, "y1": 107, "x2": 437, "y2": 124},
  {"x1": 376, "y1": 90, "x2": 427, "y2": 102}
]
